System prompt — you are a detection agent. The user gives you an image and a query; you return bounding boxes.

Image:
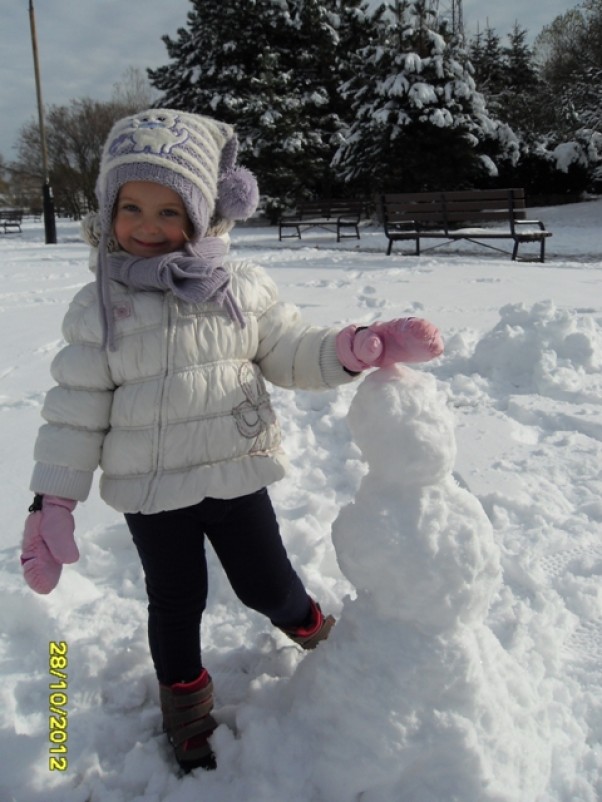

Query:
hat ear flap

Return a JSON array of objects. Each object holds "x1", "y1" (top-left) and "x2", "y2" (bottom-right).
[{"x1": 215, "y1": 135, "x2": 259, "y2": 220}]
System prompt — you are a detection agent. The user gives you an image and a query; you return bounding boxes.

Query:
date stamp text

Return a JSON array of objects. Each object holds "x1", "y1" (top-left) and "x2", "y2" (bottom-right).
[{"x1": 48, "y1": 641, "x2": 68, "y2": 771}]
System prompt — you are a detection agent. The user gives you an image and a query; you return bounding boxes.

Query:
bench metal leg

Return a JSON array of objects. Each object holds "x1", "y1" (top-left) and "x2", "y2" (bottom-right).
[
  {"x1": 386, "y1": 237, "x2": 420, "y2": 256},
  {"x1": 337, "y1": 223, "x2": 361, "y2": 242},
  {"x1": 279, "y1": 225, "x2": 301, "y2": 241},
  {"x1": 513, "y1": 238, "x2": 547, "y2": 263}
]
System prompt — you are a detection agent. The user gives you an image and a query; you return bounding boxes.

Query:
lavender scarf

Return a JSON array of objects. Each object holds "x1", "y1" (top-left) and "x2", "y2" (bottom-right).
[{"x1": 99, "y1": 236, "x2": 245, "y2": 349}]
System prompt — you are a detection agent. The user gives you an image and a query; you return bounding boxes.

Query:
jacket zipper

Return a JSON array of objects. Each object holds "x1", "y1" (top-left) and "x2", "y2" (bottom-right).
[{"x1": 142, "y1": 295, "x2": 176, "y2": 511}]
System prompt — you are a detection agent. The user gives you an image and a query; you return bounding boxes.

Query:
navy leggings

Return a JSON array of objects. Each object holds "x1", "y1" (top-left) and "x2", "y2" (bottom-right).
[{"x1": 125, "y1": 488, "x2": 310, "y2": 685}]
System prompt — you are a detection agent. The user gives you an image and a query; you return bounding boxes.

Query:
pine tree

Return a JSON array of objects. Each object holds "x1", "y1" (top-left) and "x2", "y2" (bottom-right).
[
  {"x1": 503, "y1": 23, "x2": 539, "y2": 92},
  {"x1": 148, "y1": 0, "x2": 380, "y2": 214},
  {"x1": 469, "y1": 25, "x2": 506, "y2": 97},
  {"x1": 282, "y1": 0, "x2": 384, "y2": 200},
  {"x1": 149, "y1": 1, "x2": 291, "y2": 124},
  {"x1": 270, "y1": 0, "x2": 343, "y2": 203},
  {"x1": 149, "y1": 0, "x2": 302, "y2": 213},
  {"x1": 333, "y1": 1, "x2": 513, "y2": 193},
  {"x1": 477, "y1": 23, "x2": 544, "y2": 145},
  {"x1": 336, "y1": 0, "x2": 385, "y2": 88}
]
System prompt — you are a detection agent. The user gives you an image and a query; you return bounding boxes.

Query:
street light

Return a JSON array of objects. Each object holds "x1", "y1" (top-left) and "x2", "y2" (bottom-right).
[{"x1": 28, "y1": 0, "x2": 56, "y2": 244}]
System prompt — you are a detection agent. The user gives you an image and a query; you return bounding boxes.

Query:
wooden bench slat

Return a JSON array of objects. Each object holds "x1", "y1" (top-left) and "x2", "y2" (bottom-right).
[
  {"x1": 445, "y1": 210, "x2": 524, "y2": 222},
  {"x1": 443, "y1": 200, "x2": 525, "y2": 212}
]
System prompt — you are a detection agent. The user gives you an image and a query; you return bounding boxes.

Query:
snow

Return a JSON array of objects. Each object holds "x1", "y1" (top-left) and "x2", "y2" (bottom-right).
[
  {"x1": 553, "y1": 142, "x2": 588, "y2": 173},
  {"x1": 1, "y1": 198, "x2": 601, "y2": 801}
]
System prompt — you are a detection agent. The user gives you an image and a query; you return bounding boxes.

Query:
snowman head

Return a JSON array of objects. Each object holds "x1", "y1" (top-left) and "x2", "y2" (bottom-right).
[{"x1": 348, "y1": 366, "x2": 456, "y2": 487}]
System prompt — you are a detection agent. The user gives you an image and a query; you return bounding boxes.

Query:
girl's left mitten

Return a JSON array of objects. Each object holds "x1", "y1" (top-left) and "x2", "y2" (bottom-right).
[{"x1": 20, "y1": 495, "x2": 78, "y2": 595}]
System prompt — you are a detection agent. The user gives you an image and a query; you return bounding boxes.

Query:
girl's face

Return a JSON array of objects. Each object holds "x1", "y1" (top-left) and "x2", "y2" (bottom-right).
[{"x1": 113, "y1": 181, "x2": 193, "y2": 257}]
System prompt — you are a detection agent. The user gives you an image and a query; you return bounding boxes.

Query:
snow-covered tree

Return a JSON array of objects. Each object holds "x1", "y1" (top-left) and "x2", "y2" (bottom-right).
[
  {"x1": 149, "y1": 1, "x2": 299, "y2": 213},
  {"x1": 149, "y1": 0, "x2": 380, "y2": 215},
  {"x1": 270, "y1": 0, "x2": 345, "y2": 204},
  {"x1": 336, "y1": 0, "x2": 386, "y2": 88},
  {"x1": 529, "y1": 1, "x2": 602, "y2": 193},
  {"x1": 332, "y1": 1, "x2": 516, "y2": 193},
  {"x1": 536, "y1": 1, "x2": 602, "y2": 88},
  {"x1": 148, "y1": 1, "x2": 288, "y2": 123},
  {"x1": 293, "y1": 0, "x2": 384, "y2": 199}
]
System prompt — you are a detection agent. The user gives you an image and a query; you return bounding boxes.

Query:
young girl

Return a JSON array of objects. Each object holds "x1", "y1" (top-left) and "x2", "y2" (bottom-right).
[{"x1": 20, "y1": 109, "x2": 443, "y2": 772}]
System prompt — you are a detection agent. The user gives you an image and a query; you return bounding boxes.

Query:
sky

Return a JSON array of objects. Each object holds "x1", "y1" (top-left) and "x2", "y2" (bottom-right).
[
  {"x1": 1, "y1": 199, "x2": 601, "y2": 801},
  {"x1": 0, "y1": 0, "x2": 581, "y2": 163}
]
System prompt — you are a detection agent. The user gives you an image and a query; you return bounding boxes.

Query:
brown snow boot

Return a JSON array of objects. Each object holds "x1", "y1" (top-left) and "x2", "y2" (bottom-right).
[
  {"x1": 279, "y1": 599, "x2": 335, "y2": 649},
  {"x1": 159, "y1": 668, "x2": 217, "y2": 772}
]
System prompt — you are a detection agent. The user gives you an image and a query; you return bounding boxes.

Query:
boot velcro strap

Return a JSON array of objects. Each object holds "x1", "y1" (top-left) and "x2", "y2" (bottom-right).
[
  {"x1": 168, "y1": 696, "x2": 214, "y2": 729},
  {"x1": 169, "y1": 712, "x2": 217, "y2": 749},
  {"x1": 160, "y1": 679, "x2": 213, "y2": 713},
  {"x1": 169, "y1": 680, "x2": 213, "y2": 710}
]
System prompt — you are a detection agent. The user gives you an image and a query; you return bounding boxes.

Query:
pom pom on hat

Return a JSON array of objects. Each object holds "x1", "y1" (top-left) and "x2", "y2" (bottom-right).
[
  {"x1": 215, "y1": 135, "x2": 259, "y2": 221},
  {"x1": 216, "y1": 166, "x2": 260, "y2": 220}
]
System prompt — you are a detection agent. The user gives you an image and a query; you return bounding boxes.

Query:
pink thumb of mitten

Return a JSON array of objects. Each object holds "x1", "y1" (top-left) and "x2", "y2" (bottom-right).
[
  {"x1": 336, "y1": 317, "x2": 443, "y2": 372},
  {"x1": 39, "y1": 496, "x2": 78, "y2": 564}
]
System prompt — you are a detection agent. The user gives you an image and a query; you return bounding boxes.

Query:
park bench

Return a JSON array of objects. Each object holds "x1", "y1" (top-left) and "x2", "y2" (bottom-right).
[
  {"x1": 0, "y1": 209, "x2": 24, "y2": 234},
  {"x1": 380, "y1": 188, "x2": 552, "y2": 262},
  {"x1": 279, "y1": 200, "x2": 365, "y2": 242}
]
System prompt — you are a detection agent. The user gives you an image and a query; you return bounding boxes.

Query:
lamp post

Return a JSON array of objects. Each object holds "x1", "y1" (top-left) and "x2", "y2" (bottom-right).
[{"x1": 28, "y1": 0, "x2": 56, "y2": 244}]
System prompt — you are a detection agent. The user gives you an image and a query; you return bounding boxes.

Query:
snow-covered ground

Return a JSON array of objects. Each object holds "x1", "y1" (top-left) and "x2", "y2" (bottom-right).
[{"x1": 0, "y1": 199, "x2": 601, "y2": 801}]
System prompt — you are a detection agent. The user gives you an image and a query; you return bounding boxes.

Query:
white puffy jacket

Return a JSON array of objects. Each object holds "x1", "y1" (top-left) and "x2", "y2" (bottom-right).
[{"x1": 30, "y1": 256, "x2": 355, "y2": 514}]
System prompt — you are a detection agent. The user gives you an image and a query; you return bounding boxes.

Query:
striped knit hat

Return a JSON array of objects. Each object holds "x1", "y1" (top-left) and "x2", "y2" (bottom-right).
[{"x1": 96, "y1": 108, "x2": 259, "y2": 241}]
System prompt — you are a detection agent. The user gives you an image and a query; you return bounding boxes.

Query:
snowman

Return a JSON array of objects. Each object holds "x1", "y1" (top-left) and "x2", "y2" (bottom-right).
[{"x1": 258, "y1": 366, "x2": 551, "y2": 802}]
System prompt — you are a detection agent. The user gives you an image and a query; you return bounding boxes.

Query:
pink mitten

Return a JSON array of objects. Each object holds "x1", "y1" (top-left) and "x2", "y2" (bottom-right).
[
  {"x1": 336, "y1": 317, "x2": 443, "y2": 372},
  {"x1": 20, "y1": 495, "x2": 78, "y2": 595}
]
